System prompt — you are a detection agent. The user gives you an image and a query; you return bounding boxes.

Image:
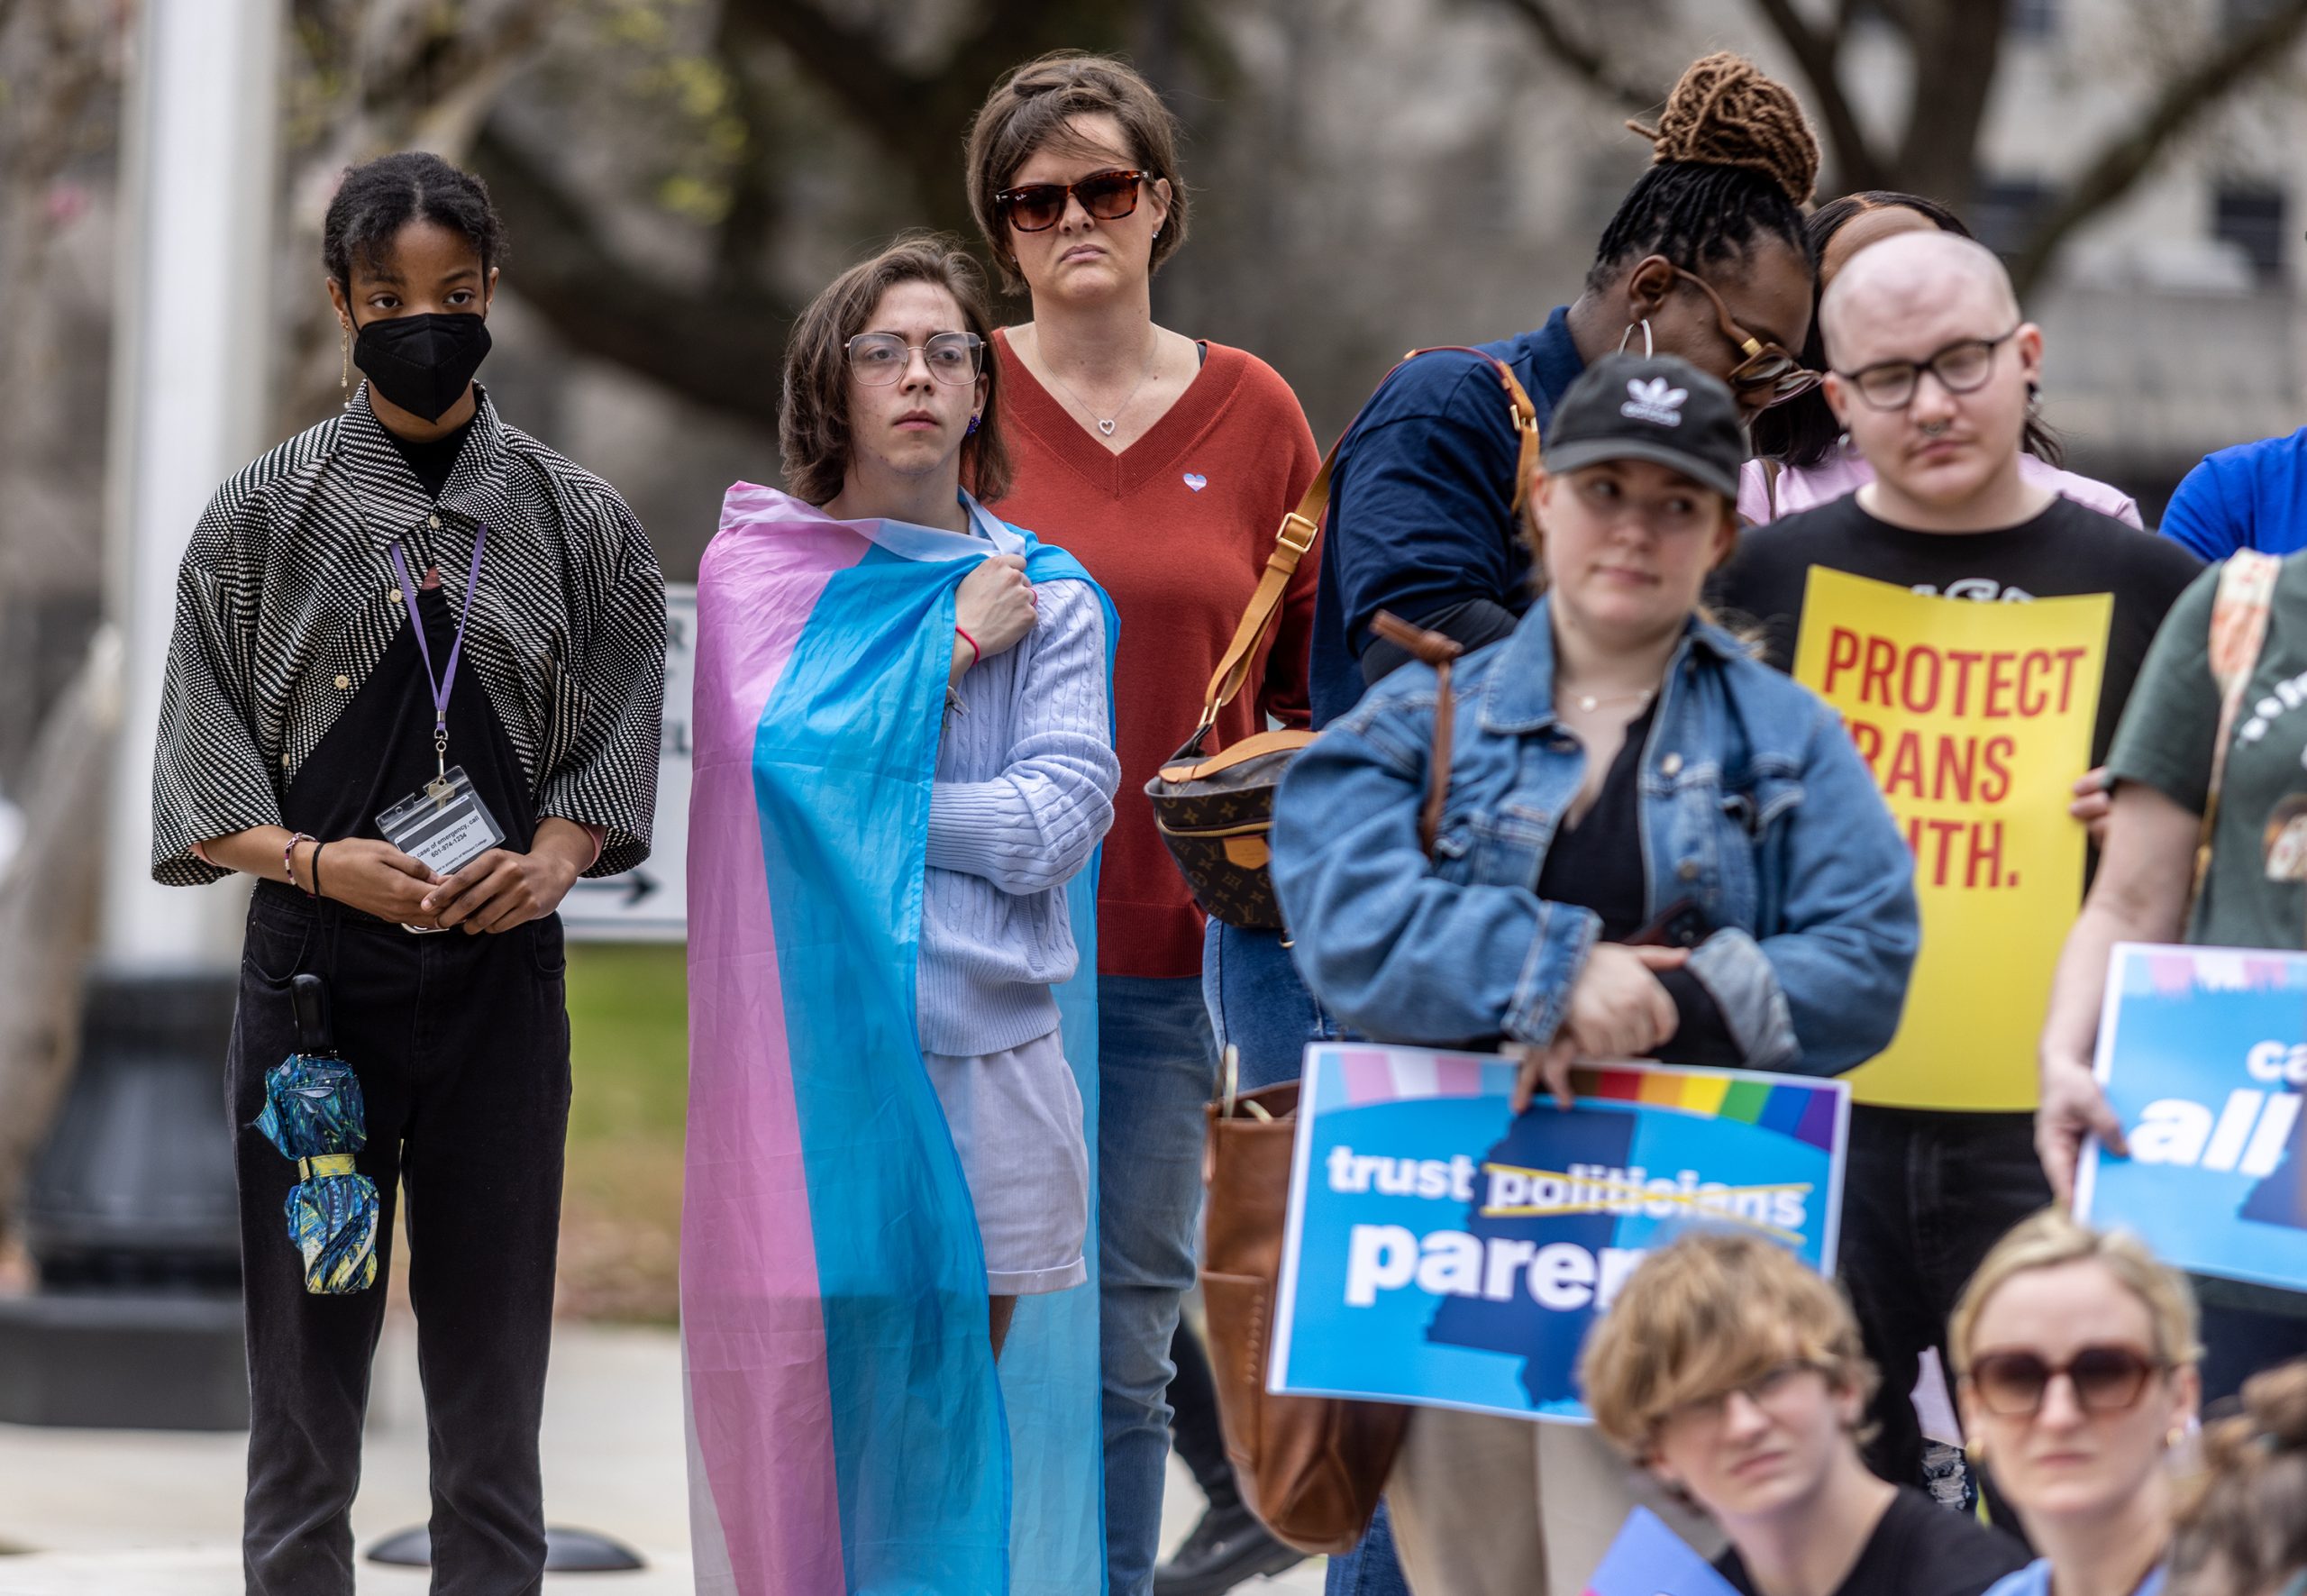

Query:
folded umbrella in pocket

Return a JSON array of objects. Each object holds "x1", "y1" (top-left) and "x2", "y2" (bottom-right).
[{"x1": 250, "y1": 973, "x2": 378, "y2": 1294}]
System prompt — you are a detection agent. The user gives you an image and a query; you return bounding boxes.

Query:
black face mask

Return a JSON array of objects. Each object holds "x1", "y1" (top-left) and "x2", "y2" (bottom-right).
[{"x1": 352, "y1": 312, "x2": 492, "y2": 423}]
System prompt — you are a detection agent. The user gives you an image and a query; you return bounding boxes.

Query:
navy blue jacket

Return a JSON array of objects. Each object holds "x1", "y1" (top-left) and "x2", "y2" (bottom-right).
[{"x1": 1309, "y1": 306, "x2": 1587, "y2": 726}]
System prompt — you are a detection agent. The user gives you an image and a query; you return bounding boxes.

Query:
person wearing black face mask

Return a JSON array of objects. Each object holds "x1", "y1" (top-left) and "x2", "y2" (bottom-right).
[{"x1": 148, "y1": 150, "x2": 666, "y2": 1596}]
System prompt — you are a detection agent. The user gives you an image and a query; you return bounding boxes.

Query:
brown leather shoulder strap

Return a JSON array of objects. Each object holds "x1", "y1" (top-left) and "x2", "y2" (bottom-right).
[
  {"x1": 1367, "y1": 610, "x2": 1465, "y2": 858},
  {"x1": 1189, "y1": 348, "x2": 1541, "y2": 746}
]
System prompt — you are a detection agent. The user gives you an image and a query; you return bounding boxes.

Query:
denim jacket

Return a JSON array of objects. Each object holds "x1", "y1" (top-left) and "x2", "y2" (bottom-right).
[{"x1": 1271, "y1": 597, "x2": 1918, "y2": 1075}]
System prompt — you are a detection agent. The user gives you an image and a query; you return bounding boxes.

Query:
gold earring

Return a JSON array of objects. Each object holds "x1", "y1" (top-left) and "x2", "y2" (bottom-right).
[
  {"x1": 2166, "y1": 1425, "x2": 2186, "y2": 1450},
  {"x1": 1966, "y1": 1434, "x2": 1987, "y2": 1464},
  {"x1": 339, "y1": 323, "x2": 351, "y2": 399}
]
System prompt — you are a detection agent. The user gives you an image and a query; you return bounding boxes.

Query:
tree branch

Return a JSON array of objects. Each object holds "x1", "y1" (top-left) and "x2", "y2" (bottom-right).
[
  {"x1": 469, "y1": 121, "x2": 789, "y2": 429},
  {"x1": 1487, "y1": 0, "x2": 1658, "y2": 114},
  {"x1": 1747, "y1": 0, "x2": 1888, "y2": 191},
  {"x1": 2010, "y1": 0, "x2": 2307, "y2": 295}
]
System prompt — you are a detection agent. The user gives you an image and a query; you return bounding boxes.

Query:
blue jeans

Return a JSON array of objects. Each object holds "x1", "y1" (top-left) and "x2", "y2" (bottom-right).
[
  {"x1": 1099, "y1": 972, "x2": 1219, "y2": 1596},
  {"x1": 1201, "y1": 922, "x2": 1413, "y2": 1596}
]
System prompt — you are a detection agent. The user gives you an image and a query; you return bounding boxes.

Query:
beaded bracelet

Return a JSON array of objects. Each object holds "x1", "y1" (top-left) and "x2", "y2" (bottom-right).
[{"x1": 285, "y1": 831, "x2": 318, "y2": 896}]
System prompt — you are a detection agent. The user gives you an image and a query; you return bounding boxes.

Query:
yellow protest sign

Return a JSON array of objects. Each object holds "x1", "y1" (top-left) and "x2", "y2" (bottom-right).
[{"x1": 1792, "y1": 567, "x2": 2112, "y2": 1111}]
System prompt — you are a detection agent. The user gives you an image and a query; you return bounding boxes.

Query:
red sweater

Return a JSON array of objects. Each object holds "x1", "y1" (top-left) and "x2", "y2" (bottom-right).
[{"x1": 989, "y1": 330, "x2": 1322, "y2": 980}]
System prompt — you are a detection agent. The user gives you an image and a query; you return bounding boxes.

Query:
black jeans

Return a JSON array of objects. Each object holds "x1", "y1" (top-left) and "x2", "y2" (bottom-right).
[
  {"x1": 1839, "y1": 1106, "x2": 2050, "y2": 1487},
  {"x1": 228, "y1": 884, "x2": 570, "y2": 1596}
]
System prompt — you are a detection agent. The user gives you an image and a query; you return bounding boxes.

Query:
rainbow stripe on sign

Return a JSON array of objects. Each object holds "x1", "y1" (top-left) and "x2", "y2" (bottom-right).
[
  {"x1": 1573, "y1": 1066, "x2": 1841, "y2": 1153},
  {"x1": 1326, "y1": 1048, "x2": 1839, "y2": 1154}
]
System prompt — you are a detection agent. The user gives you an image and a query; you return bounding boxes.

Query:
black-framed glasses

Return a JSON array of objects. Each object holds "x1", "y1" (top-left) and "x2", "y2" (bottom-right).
[
  {"x1": 1661, "y1": 1359, "x2": 1830, "y2": 1431},
  {"x1": 843, "y1": 332, "x2": 984, "y2": 387},
  {"x1": 1670, "y1": 264, "x2": 1821, "y2": 406},
  {"x1": 994, "y1": 169, "x2": 1146, "y2": 233},
  {"x1": 1964, "y1": 1344, "x2": 2168, "y2": 1418},
  {"x1": 1837, "y1": 327, "x2": 2021, "y2": 411}
]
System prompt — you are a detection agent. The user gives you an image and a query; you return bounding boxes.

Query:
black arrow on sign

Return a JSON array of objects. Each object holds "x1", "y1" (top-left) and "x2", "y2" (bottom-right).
[{"x1": 571, "y1": 869, "x2": 659, "y2": 907}]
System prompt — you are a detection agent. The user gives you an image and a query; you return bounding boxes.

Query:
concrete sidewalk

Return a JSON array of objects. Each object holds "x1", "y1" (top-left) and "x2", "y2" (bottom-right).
[{"x1": 0, "y1": 1315, "x2": 1325, "y2": 1593}]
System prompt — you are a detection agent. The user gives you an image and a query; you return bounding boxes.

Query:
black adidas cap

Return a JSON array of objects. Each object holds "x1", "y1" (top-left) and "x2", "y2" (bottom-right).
[{"x1": 1542, "y1": 353, "x2": 1746, "y2": 500}]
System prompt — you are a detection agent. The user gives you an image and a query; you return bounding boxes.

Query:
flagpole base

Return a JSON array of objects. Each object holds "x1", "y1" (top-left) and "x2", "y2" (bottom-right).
[{"x1": 366, "y1": 1526, "x2": 647, "y2": 1573}]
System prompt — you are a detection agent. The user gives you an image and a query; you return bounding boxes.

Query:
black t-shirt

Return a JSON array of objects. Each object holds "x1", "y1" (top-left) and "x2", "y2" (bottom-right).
[
  {"x1": 384, "y1": 415, "x2": 476, "y2": 501},
  {"x1": 1712, "y1": 493, "x2": 2203, "y2": 768},
  {"x1": 1531, "y1": 700, "x2": 1736, "y2": 1063},
  {"x1": 1714, "y1": 1486, "x2": 2029, "y2": 1596}
]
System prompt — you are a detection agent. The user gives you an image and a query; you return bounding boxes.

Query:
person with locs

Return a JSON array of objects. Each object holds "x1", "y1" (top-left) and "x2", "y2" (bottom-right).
[
  {"x1": 1582, "y1": 1232, "x2": 2027, "y2": 1596},
  {"x1": 1309, "y1": 50, "x2": 1824, "y2": 727},
  {"x1": 147, "y1": 151, "x2": 665, "y2": 1595},
  {"x1": 1710, "y1": 229, "x2": 2202, "y2": 1496},
  {"x1": 962, "y1": 51, "x2": 1323, "y2": 1596},
  {"x1": 1272, "y1": 354, "x2": 1919, "y2": 1596},
  {"x1": 1739, "y1": 189, "x2": 2141, "y2": 530}
]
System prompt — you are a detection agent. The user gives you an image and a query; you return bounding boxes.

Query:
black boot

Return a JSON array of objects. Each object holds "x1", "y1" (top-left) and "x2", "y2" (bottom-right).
[{"x1": 1154, "y1": 1497, "x2": 1306, "y2": 1596}]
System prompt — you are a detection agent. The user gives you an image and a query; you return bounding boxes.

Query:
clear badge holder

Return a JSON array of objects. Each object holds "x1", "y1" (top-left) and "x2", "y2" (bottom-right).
[{"x1": 377, "y1": 764, "x2": 505, "y2": 880}]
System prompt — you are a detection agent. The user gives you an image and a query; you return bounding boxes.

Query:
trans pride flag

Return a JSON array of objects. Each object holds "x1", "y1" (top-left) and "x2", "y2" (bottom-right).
[{"x1": 681, "y1": 484, "x2": 1111, "y2": 1595}]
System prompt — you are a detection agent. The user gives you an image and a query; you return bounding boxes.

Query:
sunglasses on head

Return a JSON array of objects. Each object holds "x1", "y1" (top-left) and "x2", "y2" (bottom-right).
[
  {"x1": 994, "y1": 169, "x2": 1147, "y2": 233},
  {"x1": 1964, "y1": 1344, "x2": 2169, "y2": 1418}
]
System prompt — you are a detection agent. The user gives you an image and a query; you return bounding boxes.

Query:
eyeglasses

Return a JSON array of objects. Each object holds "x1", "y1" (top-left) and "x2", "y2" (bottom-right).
[
  {"x1": 1671, "y1": 265, "x2": 1821, "y2": 406},
  {"x1": 994, "y1": 169, "x2": 1146, "y2": 233},
  {"x1": 843, "y1": 332, "x2": 985, "y2": 387},
  {"x1": 1660, "y1": 1360, "x2": 1830, "y2": 1432},
  {"x1": 1837, "y1": 327, "x2": 2021, "y2": 411},
  {"x1": 1964, "y1": 1344, "x2": 2169, "y2": 1418}
]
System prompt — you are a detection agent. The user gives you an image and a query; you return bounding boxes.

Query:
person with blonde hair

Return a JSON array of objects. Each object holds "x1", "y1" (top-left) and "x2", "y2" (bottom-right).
[
  {"x1": 1950, "y1": 1211, "x2": 2203, "y2": 1596},
  {"x1": 2166, "y1": 1358, "x2": 2307, "y2": 1596},
  {"x1": 1583, "y1": 1232, "x2": 2025, "y2": 1596}
]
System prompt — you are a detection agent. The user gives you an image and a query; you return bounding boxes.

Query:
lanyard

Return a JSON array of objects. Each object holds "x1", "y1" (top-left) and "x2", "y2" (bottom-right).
[{"x1": 386, "y1": 524, "x2": 488, "y2": 792}]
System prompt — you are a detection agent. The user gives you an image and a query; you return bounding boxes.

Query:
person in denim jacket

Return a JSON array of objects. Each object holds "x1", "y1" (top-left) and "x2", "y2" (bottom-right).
[{"x1": 1271, "y1": 354, "x2": 1919, "y2": 1596}]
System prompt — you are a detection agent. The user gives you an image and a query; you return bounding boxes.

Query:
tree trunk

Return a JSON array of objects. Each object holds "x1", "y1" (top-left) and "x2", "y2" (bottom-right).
[{"x1": 0, "y1": 629, "x2": 119, "y2": 1251}]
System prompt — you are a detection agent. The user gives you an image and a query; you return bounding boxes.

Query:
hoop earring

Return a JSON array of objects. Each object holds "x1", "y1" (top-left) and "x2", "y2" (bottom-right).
[
  {"x1": 339, "y1": 322, "x2": 352, "y2": 400},
  {"x1": 1619, "y1": 318, "x2": 1655, "y2": 357}
]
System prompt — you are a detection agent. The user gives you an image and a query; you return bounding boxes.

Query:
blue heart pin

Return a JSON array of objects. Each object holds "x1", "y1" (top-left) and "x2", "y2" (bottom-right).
[{"x1": 1183, "y1": 472, "x2": 1208, "y2": 492}]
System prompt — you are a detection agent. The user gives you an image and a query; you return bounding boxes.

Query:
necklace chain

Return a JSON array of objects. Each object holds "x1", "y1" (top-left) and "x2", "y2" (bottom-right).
[
  {"x1": 1041, "y1": 328, "x2": 1160, "y2": 438},
  {"x1": 1560, "y1": 683, "x2": 1657, "y2": 714}
]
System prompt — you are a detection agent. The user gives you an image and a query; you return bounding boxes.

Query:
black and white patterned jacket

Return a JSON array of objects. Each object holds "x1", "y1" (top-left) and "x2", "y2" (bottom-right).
[{"x1": 150, "y1": 385, "x2": 666, "y2": 885}]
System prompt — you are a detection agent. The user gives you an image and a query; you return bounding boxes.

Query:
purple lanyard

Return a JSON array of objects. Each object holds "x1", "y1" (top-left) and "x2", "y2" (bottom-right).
[{"x1": 387, "y1": 524, "x2": 488, "y2": 783}]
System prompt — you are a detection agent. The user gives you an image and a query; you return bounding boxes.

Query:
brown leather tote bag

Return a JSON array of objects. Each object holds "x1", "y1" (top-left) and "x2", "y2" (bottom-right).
[{"x1": 1197, "y1": 615, "x2": 1464, "y2": 1555}]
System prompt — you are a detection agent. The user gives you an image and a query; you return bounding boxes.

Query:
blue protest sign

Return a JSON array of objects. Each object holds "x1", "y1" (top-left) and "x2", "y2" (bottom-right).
[
  {"x1": 1582, "y1": 1507, "x2": 1740, "y2": 1596},
  {"x1": 2076, "y1": 943, "x2": 2307, "y2": 1295},
  {"x1": 1270, "y1": 1044, "x2": 1849, "y2": 1422}
]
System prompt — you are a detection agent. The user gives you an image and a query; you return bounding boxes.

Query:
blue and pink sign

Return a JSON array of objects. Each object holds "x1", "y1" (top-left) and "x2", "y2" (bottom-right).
[
  {"x1": 2077, "y1": 942, "x2": 2307, "y2": 1299},
  {"x1": 1270, "y1": 1044, "x2": 1849, "y2": 1423}
]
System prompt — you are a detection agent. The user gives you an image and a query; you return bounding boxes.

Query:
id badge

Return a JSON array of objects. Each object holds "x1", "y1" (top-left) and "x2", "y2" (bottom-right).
[{"x1": 377, "y1": 765, "x2": 505, "y2": 879}]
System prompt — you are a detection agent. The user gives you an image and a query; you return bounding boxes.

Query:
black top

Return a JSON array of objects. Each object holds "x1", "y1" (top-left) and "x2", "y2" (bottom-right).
[
  {"x1": 1711, "y1": 493, "x2": 2203, "y2": 768},
  {"x1": 382, "y1": 415, "x2": 475, "y2": 501},
  {"x1": 282, "y1": 578, "x2": 534, "y2": 922},
  {"x1": 1535, "y1": 699, "x2": 1736, "y2": 1063},
  {"x1": 1714, "y1": 1486, "x2": 2029, "y2": 1596}
]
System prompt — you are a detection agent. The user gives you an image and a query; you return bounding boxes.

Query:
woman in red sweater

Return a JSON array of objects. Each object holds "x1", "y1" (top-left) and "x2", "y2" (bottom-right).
[{"x1": 966, "y1": 52, "x2": 1322, "y2": 1596}]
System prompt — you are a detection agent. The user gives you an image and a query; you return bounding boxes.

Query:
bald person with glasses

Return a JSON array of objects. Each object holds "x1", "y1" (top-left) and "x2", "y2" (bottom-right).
[{"x1": 1711, "y1": 230, "x2": 2202, "y2": 1496}]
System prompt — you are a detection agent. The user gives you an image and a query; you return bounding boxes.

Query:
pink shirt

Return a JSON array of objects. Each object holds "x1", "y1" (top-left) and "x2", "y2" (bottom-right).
[{"x1": 1737, "y1": 447, "x2": 2144, "y2": 529}]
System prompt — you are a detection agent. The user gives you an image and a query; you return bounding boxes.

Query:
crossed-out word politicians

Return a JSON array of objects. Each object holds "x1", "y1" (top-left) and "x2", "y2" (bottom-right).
[{"x1": 1328, "y1": 1149, "x2": 1813, "y2": 1312}]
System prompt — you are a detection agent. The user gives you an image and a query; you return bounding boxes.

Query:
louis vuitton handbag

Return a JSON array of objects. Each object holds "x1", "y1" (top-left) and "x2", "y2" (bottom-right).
[{"x1": 1145, "y1": 347, "x2": 1540, "y2": 930}]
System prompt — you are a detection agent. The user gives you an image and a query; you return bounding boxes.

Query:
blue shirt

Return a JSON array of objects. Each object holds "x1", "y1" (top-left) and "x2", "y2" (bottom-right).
[
  {"x1": 2161, "y1": 426, "x2": 2307, "y2": 559},
  {"x1": 1983, "y1": 1558, "x2": 2163, "y2": 1596},
  {"x1": 1309, "y1": 306, "x2": 1587, "y2": 726}
]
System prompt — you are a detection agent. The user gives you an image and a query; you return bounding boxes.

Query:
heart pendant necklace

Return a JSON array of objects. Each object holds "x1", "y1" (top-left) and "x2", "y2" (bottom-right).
[{"x1": 1044, "y1": 328, "x2": 1160, "y2": 441}]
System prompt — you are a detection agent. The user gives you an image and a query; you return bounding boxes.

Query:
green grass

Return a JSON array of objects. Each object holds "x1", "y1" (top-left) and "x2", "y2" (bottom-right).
[{"x1": 560, "y1": 943, "x2": 688, "y2": 1322}]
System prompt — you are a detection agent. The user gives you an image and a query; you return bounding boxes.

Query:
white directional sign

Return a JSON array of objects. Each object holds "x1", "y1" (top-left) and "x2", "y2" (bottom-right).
[{"x1": 562, "y1": 583, "x2": 692, "y2": 943}]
